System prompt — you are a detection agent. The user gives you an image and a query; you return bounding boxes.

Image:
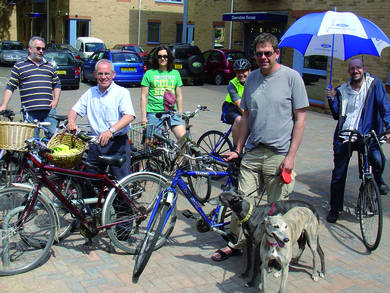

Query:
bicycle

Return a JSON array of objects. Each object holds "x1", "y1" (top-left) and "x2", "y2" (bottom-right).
[
  {"x1": 0, "y1": 137, "x2": 175, "y2": 275},
  {"x1": 339, "y1": 129, "x2": 389, "y2": 251},
  {"x1": 130, "y1": 105, "x2": 212, "y2": 203},
  {"x1": 197, "y1": 124, "x2": 234, "y2": 172},
  {"x1": 131, "y1": 132, "x2": 244, "y2": 282}
]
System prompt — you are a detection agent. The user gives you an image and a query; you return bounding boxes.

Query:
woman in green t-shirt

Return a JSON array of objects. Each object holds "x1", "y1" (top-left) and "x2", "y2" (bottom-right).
[{"x1": 141, "y1": 45, "x2": 185, "y2": 140}]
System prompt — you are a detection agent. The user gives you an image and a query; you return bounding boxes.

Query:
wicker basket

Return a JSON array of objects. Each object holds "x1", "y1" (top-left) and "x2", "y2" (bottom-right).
[
  {"x1": 46, "y1": 132, "x2": 87, "y2": 169},
  {"x1": 0, "y1": 121, "x2": 37, "y2": 151}
]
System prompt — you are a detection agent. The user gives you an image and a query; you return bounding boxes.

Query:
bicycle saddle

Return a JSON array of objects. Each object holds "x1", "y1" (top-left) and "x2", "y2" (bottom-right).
[{"x1": 98, "y1": 155, "x2": 126, "y2": 167}]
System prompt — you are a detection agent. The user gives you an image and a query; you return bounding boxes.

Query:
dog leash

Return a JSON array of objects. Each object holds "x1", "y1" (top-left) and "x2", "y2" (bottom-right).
[
  {"x1": 240, "y1": 203, "x2": 253, "y2": 224},
  {"x1": 269, "y1": 202, "x2": 276, "y2": 215}
]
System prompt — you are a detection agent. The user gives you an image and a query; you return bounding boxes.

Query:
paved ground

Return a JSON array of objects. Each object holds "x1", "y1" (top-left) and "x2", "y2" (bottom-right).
[{"x1": 1, "y1": 66, "x2": 390, "y2": 292}]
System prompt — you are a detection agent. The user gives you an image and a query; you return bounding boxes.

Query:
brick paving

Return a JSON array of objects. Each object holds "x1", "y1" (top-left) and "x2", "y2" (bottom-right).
[{"x1": 0, "y1": 80, "x2": 389, "y2": 292}]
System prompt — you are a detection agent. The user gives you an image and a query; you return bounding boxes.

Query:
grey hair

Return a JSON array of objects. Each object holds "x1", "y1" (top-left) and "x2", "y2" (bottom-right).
[
  {"x1": 253, "y1": 33, "x2": 279, "y2": 52},
  {"x1": 28, "y1": 36, "x2": 46, "y2": 48},
  {"x1": 95, "y1": 59, "x2": 115, "y2": 73}
]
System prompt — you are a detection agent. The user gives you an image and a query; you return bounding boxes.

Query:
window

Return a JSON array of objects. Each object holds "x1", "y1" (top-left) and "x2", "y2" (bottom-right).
[
  {"x1": 147, "y1": 22, "x2": 160, "y2": 44},
  {"x1": 176, "y1": 23, "x2": 183, "y2": 43}
]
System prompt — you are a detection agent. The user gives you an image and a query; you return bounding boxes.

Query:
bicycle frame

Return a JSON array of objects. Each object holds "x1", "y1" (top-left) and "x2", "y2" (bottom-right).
[
  {"x1": 209, "y1": 126, "x2": 232, "y2": 163},
  {"x1": 147, "y1": 167, "x2": 231, "y2": 236},
  {"x1": 19, "y1": 150, "x2": 146, "y2": 231}
]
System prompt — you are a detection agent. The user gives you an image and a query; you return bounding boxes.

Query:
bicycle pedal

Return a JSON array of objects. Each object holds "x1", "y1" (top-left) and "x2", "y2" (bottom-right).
[{"x1": 182, "y1": 209, "x2": 195, "y2": 219}]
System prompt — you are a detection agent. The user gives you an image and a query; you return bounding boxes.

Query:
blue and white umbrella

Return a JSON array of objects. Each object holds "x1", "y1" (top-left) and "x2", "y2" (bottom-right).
[{"x1": 279, "y1": 10, "x2": 390, "y2": 86}]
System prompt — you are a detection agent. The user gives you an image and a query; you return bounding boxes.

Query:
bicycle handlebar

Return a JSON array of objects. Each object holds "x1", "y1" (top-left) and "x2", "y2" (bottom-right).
[
  {"x1": 155, "y1": 105, "x2": 208, "y2": 120},
  {"x1": 338, "y1": 129, "x2": 390, "y2": 143}
]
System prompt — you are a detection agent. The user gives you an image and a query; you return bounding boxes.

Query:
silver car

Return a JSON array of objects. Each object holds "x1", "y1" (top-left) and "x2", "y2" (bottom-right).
[{"x1": 0, "y1": 41, "x2": 28, "y2": 65}]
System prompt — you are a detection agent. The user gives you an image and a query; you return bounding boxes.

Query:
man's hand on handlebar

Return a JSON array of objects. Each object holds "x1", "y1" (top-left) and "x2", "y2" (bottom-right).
[
  {"x1": 224, "y1": 151, "x2": 239, "y2": 161},
  {"x1": 385, "y1": 133, "x2": 390, "y2": 144}
]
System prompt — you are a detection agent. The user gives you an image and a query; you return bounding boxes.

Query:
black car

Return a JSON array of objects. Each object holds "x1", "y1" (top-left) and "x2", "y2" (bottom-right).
[
  {"x1": 45, "y1": 50, "x2": 80, "y2": 90},
  {"x1": 146, "y1": 44, "x2": 204, "y2": 85},
  {"x1": 46, "y1": 43, "x2": 81, "y2": 61}
]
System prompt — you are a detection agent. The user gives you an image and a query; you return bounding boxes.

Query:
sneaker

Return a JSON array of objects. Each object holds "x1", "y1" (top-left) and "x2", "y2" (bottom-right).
[
  {"x1": 379, "y1": 183, "x2": 389, "y2": 195},
  {"x1": 326, "y1": 210, "x2": 339, "y2": 223}
]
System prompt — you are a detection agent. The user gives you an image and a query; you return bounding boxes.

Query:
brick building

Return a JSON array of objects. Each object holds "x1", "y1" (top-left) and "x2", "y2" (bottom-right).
[
  {"x1": 7, "y1": 0, "x2": 186, "y2": 51},
  {"x1": 188, "y1": 0, "x2": 390, "y2": 110}
]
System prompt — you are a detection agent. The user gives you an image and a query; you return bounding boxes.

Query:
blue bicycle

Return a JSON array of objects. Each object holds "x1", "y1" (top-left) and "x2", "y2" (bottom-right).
[{"x1": 131, "y1": 133, "x2": 240, "y2": 282}]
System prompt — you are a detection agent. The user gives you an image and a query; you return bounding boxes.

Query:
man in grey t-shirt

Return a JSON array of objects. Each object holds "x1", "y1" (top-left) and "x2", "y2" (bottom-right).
[{"x1": 212, "y1": 33, "x2": 309, "y2": 261}]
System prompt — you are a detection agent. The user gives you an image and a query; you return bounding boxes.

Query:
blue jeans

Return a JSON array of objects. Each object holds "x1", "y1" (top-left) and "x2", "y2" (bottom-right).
[
  {"x1": 145, "y1": 112, "x2": 183, "y2": 138},
  {"x1": 84, "y1": 134, "x2": 131, "y2": 180},
  {"x1": 26, "y1": 108, "x2": 57, "y2": 139},
  {"x1": 330, "y1": 139, "x2": 385, "y2": 212}
]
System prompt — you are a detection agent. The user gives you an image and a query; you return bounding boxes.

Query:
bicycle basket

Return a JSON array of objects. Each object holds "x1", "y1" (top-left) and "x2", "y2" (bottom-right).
[
  {"x1": 46, "y1": 131, "x2": 87, "y2": 169},
  {"x1": 129, "y1": 122, "x2": 163, "y2": 156},
  {"x1": 0, "y1": 121, "x2": 37, "y2": 151}
]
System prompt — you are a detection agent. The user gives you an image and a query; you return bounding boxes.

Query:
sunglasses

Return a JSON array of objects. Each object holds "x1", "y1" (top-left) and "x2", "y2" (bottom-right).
[
  {"x1": 157, "y1": 55, "x2": 168, "y2": 59},
  {"x1": 35, "y1": 46, "x2": 45, "y2": 51},
  {"x1": 255, "y1": 51, "x2": 274, "y2": 58}
]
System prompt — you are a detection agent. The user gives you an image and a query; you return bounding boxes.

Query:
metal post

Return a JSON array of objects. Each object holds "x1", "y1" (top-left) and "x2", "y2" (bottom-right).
[
  {"x1": 46, "y1": 0, "x2": 49, "y2": 42},
  {"x1": 138, "y1": 0, "x2": 142, "y2": 45},
  {"x1": 182, "y1": 0, "x2": 188, "y2": 43},
  {"x1": 229, "y1": 0, "x2": 233, "y2": 49}
]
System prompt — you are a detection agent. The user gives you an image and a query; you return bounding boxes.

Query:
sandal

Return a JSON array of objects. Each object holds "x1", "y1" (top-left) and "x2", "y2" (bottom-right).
[{"x1": 211, "y1": 247, "x2": 241, "y2": 262}]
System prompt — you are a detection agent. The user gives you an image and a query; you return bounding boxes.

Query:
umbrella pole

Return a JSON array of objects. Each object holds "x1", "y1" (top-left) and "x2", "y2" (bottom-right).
[{"x1": 327, "y1": 33, "x2": 335, "y2": 101}]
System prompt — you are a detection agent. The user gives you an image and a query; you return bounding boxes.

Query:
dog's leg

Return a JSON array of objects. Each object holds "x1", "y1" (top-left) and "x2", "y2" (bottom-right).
[
  {"x1": 242, "y1": 239, "x2": 252, "y2": 278},
  {"x1": 317, "y1": 238, "x2": 326, "y2": 278},
  {"x1": 306, "y1": 234, "x2": 320, "y2": 281},
  {"x1": 291, "y1": 232, "x2": 306, "y2": 264},
  {"x1": 260, "y1": 261, "x2": 267, "y2": 293},
  {"x1": 246, "y1": 242, "x2": 261, "y2": 287},
  {"x1": 279, "y1": 264, "x2": 289, "y2": 293}
]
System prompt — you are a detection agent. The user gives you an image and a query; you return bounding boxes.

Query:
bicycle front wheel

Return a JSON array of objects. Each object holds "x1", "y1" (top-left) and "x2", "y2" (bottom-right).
[
  {"x1": 359, "y1": 180, "x2": 383, "y2": 251},
  {"x1": 104, "y1": 172, "x2": 176, "y2": 254},
  {"x1": 186, "y1": 145, "x2": 211, "y2": 204},
  {"x1": 197, "y1": 130, "x2": 233, "y2": 172},
  {"x1": 130, "y1": 155, "x2": 163, "y2": 174},
  {"x1": 0, "y1": 187, "x2": 56, "y2": 275},
  {"x1": 132, "y1": 203, "x2": 169, "y2": 283}
]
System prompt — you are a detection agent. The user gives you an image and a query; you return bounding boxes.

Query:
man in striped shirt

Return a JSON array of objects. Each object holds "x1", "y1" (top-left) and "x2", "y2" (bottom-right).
[{"x1": 0, "y1": 36, "x2": 61, "y2": 138}]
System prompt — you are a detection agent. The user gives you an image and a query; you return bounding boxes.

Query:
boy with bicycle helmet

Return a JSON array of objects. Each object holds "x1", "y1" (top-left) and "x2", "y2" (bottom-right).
[{"x1": 221, "y1": 58, "x2": 251, "y2": 146}]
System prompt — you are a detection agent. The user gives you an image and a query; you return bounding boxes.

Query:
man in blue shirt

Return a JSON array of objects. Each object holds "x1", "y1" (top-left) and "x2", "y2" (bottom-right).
[
  {"x1": 67, "y1": 59, "x2": 135, "y2": 179},
  {"x1": 0, "y1": 36, "x2": 60, "y2": 138}
]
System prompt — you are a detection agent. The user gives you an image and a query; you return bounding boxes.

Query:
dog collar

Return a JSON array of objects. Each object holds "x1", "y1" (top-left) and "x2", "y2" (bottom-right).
[
  {"x1": 240, "y1": 203, "x2": 253, "y2": 224},
  {"x1": 269, "y1": 202, "x2": 276, "y2": 216},
  {"x1": 265, "y1": 238, "x2": 278, "y2": 247}
]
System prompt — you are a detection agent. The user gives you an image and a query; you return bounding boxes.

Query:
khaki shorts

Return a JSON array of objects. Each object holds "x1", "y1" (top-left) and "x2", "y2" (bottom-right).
[{"x1": 228, "y1": 145, "x2": 296, "y2": 249}]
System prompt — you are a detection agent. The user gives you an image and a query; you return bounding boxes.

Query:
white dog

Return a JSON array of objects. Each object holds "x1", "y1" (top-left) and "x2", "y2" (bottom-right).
[{"x1": 260, "y1": 207, "x2": 325, "y2": 293}]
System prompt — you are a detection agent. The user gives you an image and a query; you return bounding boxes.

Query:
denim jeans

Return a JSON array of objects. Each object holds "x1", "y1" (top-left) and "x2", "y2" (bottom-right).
[{"x1": 26, "y1": 108, "x2": 57, "y2": 139}]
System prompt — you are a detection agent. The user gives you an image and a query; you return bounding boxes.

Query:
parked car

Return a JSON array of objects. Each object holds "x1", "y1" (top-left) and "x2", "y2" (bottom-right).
[
  {"x1": 44, "y1": 50, "x2": 80, "y2": 90},
  {"x1": 112, "y1": 44, "x2": 148, "y2": 59},
  {"x1": 75, "y1": 37, "x2": 106, "y2": 60},
  {"x1": 202, "y1": 49, "x2": 246, "y2": 85},
  {"x1": 81, "y1": 50, "x2": 145, "y2": 86},
  {"x1": 146, "y1": 43, "x2": 204, "y2": 85},
  {"x1": 0, "y1": 41, "x2": 27, "y2": 65},
  {"x1": 46, "y1": 43, "x2": 81, "y2": 60}
]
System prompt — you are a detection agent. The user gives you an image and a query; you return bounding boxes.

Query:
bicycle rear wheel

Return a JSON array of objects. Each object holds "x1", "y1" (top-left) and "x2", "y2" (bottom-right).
[
  {"x1": 197, "y1": 130, "x2": 233, "y2": 172},
  {"x1": 359, "y1": 180, "x2": 383, "y2": 251},
  {"x1": 104, "y1": 172, "x2": 176, "y2": 254},
  {"x1": 132, "y1": 203, "x2": 169, "y2": 283},
  {"x1": 0, "y1": 187, "x2": 56, "y2": 275}
]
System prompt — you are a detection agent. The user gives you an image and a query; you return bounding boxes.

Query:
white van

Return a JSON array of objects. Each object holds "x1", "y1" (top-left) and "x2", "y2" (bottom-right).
[{"x1": 75, "y1": 37, "x2": 106, "y2": 60}]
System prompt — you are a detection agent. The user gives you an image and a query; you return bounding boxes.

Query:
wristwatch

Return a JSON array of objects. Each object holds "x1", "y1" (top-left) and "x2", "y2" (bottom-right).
[{"x1": 109, "y1": 127, "x2": 116, "y2": 134}]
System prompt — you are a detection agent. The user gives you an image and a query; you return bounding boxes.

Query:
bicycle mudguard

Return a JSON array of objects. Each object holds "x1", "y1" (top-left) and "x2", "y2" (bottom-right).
[
  {"x1": 101, "y1": 171, "x2": 170, "y2": 226},
  {"x1": 9, "y1": 183, "x2": 61, "y2": 242}
]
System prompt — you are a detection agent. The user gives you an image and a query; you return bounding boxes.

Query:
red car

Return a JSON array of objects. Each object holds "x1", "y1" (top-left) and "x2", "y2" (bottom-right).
[
  {"x1": 112, "y1": 44, "x2": 148, "y2": 59},
  {"x1": 202, "y1": 49, "x2": 246, "y2": 85}
]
